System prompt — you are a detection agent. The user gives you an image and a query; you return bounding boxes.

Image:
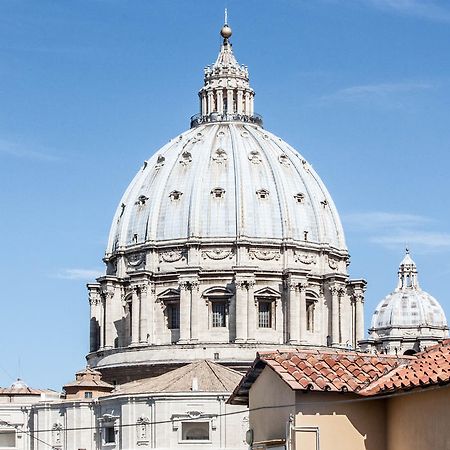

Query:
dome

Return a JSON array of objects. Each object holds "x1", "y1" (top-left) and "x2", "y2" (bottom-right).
[
  {"x1": 87, "y1": 21, "x2": 366, "y2": 384},
  {"x1": 106, "y1": 123, "x2": 346, "y2": 254},
  {"x1": 366, "y1": 250, "x2": 448, "y2": 354}
]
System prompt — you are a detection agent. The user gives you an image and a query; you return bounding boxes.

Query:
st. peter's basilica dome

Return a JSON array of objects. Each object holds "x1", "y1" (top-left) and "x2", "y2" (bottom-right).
[{"x1": 87, "y1": 22, "x2": 366, "y2": 383}]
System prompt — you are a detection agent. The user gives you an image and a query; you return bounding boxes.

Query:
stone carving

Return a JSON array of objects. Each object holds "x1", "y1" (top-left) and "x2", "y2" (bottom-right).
[
  {"x1": 126, "y1": 252, "x2": 146, "y2": 269},
  {"x1": 213, "y1": 148, "x2": 228, "y2": 164},
  {"x1": 248, "y1": 149, "x2": 262, "y2": 164},
  {"x1": 169, "y1": 190, "x2": 183, "y2": 201},
  {"x1": 52, "y1": 423, "x2": 63, "y2": 447},
  {"x1": 179, "y1": 280, "x2": 199, "y2": 291},
  {"x1": 186, "y1": 410, "x2": 203, "y2": 419},
  {"x1": 241, "y1": 130, "x2": 249, "y2": 138},
  {"x1": 179, "y1": 150, "x2": 192, "y2": 166},
  {"x1": 136, "y1": 416, "x2": 150, "y2": 444},
  {"x1": 159, "y1": 249, "x2": 185, "y2": 263},
  {"x1": 249, "y1": 249, "x2": 281, "y2": 261},
  {"x1": 328, "y1": 256, "x2": 339, "y2": 270},
  {"x1": 202, "y1": 249, "x2": 234, "y2": 260},
  {"x1": 294, "y1": 252, "x2": 317, "y2": 265}
]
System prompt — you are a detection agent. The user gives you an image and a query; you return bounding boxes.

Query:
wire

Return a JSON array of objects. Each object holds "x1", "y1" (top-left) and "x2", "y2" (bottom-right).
[
  {"x1": 18, "y1": 383, "x2": 440, "y2": 435},
  {"x1": 0, "y1": 420, "x2": 55, "y2": 449}
]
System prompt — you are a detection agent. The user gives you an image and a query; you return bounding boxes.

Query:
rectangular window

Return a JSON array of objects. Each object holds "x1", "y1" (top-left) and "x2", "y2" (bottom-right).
[
  {"x1": 212, "y1": 302, "x2": 227, "y2": 327},
  {"x1": 0, "y1": 431, "x2": 16, "y2": 448},
  {"x1": 84, "y1": 391, "x2": 93, "y2": 399},
  {"x1": 306, "y1": 302, "x2": 315, "y2": 331},
  {"x1": 181, "y1": 422, "x2": 210, "y2": 441},
  {"x1": 258, "y1": 301, "x2": 272, "y2": 328},
  {"x1": 168, "y1": 303, "x2": 180, "y2": 329},
  {"x1": 104, "y1": 426, "x2": 115, "y2": 444}
]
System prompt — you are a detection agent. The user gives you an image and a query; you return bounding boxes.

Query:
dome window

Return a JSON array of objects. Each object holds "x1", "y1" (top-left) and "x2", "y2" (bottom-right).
[
  {"x1": 321, "y1": 199, "x2": 328, "y2": 208},
  {"x1": 155, "y1": 155, "x2": 165, "y2": 170},
  {"x1": 213, "y1": 148, "x2": 228, "y2": 164},
  {"x1": 256, "y1": 189, "x2": 269, "y2": 199},
  {"x1": 279, "y1": 154, "x2": 290, "y2": 166},
  {"x1": 169, "y1": 191, "x2": 183, "y2": 201},
  {"x1": 211, "y1": 187, "x2": 225, "y2": 198},
  {"x1": 304, "y1": 231, "x2": 309, "y2": 241},
  {"x1": 294, "y1": 193, "x2": 305, "y2": 203},
  {"x1": 179, "y1": 151, "x2": 192, "y2": 166},
  {"x1": 248, "y1": 150, "x2": 262, "y2": 164},
  {"x1": 136, "y1": 195, "x2": 149, "y2": 206}
]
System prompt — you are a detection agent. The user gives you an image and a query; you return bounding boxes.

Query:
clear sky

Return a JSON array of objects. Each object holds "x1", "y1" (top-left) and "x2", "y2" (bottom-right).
[{"x1": 1, "y1": 0, "x2": 449, "y2": 390}]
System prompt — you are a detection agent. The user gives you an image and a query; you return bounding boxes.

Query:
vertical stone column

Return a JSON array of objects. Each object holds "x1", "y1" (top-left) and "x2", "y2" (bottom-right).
[
  {"x1": 190, "y1": 280, "x2": 200, "y2": 343},
  {"x1": 217, "y1": 90, "x2": 224, "y2": 114},
  {"x1": 354, "y1": 293, "x2": 365, "y2": 346},
  {"x1": 249, "y1": 95, "x2": 254, "y2": 115},
  {"x1": 330, "y1": 285, "x2": 345, "y2": 347},
  {"x1": 207, "y1": 92, "x2": 213, "y2": 115},
  {"x1": 201, "y1": 94, "x2": 207, "y2": 116},
  {"x1": 247, "y1": 280, "x2": 256, "y2": 342},
  {"x1": 227, "y1": 89, "x2": 234, "y2": 114},
  {"x1": 146, "y1": 282, "x2": 156, "y2": 345},
  {"x1": 244, "y1": 92, "x2": 250, "y2": 115},
  {"x1": 288, "y1": 280, "x2": 300, "y2": 344},
  {"x1": 237, "y1": 90, "x2": 243, "y2": 114},
  {"x1": 179, "y1": 281, "x2": 192, "y2": 344},
  {"x1": 234, "y1": 280, "x2": 248, "y2": 343},
  {"x1": 298, "y1": 283, "x2": 307, "y2": 344},
  {"x1": 131, "y1": 287, "x2": 140, "y2": 345},
  {"x1": 138, "y1": 285, "x2": 148, "y2": 344},
  {"x1": 102, "y1": 287, "x2": 115, "y2": 349},
  {"x1": 88, "y1": 285, "x2": 101, "y2": 352}
]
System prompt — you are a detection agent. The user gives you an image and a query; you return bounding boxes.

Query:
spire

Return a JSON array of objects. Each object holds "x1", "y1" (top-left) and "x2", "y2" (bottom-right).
[
  {"x1": 396, "y1": 248, "x2": 420, "y2": 290},
  {"x1": 190, "y1": 17, "x2": 262, "y2": 128}
]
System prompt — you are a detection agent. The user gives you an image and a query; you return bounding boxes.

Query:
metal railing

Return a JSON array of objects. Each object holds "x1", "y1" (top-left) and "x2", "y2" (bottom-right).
[{"x1": 190, "y1": 112, "x2": 263, "y2": 128}]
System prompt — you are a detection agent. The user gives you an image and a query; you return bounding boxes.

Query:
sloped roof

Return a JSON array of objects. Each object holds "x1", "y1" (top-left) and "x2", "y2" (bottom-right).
[
  {"x1": 115, "y1": 360, "x2": 242, "y2": 395},
  {"x1": 0, "y1": 379, "x2": 57, "y2": 396},
  {"x1": 361, "y1": 339, "x2": 450, "y2": 395},
  {"x1": 230, "y1": 341, "x2": 450, "y2": 404},
  {"x1": 63, "y1": 367, "x2": 113, "y2": 390}
]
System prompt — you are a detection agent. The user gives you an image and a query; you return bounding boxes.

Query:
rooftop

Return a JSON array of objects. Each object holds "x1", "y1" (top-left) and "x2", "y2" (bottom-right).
[{"x1": 230, "y1": 340, "x2": 450, "y2": 404}]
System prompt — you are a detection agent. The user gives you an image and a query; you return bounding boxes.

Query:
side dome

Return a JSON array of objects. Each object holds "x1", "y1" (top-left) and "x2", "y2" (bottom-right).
[
  {"x1": 366, "y1": 250, "x2": 448, "y2": 355},
  {"x1": 106, "y1": 123, "x2": 346, "y2": 254}
]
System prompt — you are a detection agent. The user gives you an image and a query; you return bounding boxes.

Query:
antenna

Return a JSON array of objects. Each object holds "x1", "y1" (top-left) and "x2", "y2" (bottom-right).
[{"x1": 224, "y1": 8, "x2": 228, "y2": 25}]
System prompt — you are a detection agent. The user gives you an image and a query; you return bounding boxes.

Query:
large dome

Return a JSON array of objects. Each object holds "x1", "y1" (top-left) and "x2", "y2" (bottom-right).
[
  {"x1": 87, "y1": 23, "x2": 366, "y2": 384},
  {"x1": 107, "y1": 123, "x2": 346, "y2": 254}
]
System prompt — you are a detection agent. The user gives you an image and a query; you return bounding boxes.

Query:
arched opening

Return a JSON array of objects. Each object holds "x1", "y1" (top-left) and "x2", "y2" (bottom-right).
[{"x1": 403, "y1": 349, "x2": 417, "y2": 356}]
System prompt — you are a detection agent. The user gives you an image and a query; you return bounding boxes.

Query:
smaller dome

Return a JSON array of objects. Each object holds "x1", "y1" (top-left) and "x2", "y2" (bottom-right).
[
  {"x1": 370, "y1": 250, "x2": 448, "y2": 334},
  {"x1": 10, "y1": 378, "x2": 28, "y2": 389}
]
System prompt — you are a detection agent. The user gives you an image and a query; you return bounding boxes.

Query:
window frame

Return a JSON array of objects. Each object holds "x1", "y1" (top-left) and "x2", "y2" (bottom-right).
[{"x1": 180, "y1": 421, "x2": 211, "y2": 443}]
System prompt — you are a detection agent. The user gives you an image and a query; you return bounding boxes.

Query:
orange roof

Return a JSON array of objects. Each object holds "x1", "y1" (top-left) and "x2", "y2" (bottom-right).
[
  {"x1": 361, "y1": 340, "x2": 450, "y2": 395},
  {"x1": 229, "y1": 340, "x2": 450, "y2": 404}
]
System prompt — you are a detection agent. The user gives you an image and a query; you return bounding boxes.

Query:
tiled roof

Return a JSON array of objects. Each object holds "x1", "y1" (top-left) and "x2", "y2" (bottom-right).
[
  {"x1": 361, "y1": 339, "x2": 450, "y2": 395},
  {"x1": 229, "y1": 341, "x2": 450, "y2": 404},
  {"x1": 115, "y1": 360, "x2": 242, "y2": 395},
  {"x1": 260, "y1": 349, "x2": 408, "y2": 394}
]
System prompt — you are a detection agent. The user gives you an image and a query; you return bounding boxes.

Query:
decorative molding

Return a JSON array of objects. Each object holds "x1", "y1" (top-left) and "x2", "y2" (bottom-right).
[
  {"x1": 327, "y1": 256, "x2": 339, "y2": 270},
  {"x1": 159, "y1": 249, "x2": 185, "y2": 263},
  {"x1": 126, "y1": 252, "x2": 146, "y2": 269},
  {"x1": 202, "y1": 249, "x2": 234, "y2": 260},
  {"x1": 294, "y1": 252, "x2": 317, "y2": 265},
  {"x1": 249, "y1": 249, "x2": 281, "y2": 261}
]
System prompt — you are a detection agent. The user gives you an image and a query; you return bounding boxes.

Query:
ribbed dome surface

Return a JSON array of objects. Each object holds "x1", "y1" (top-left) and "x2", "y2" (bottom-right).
[
  {"x1": 371, "y1": 289, "x2": 447, "y2": 330},
  {"x1": 107, "y1": 122, "x2": 346, "y2": 254}
]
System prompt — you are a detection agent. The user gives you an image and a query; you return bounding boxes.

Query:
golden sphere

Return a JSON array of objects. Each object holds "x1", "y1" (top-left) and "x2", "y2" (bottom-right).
[{"x1": 220, "y1": 25, "x2": 232, "y2": 39}]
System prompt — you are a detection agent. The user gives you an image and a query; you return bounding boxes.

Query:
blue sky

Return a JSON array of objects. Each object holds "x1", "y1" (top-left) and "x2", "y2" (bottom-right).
[{"x1": 1, "y1": 0, "x2": 450, "y2": 390}]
